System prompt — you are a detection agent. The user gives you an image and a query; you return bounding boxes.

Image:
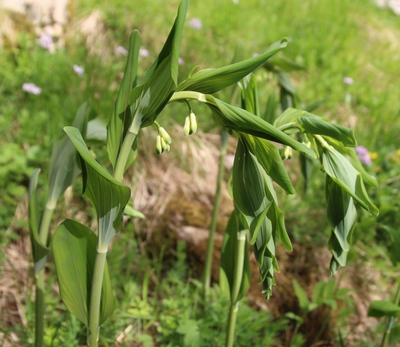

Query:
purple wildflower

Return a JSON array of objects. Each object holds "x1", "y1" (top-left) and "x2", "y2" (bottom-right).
[
  {"x1": 355, "y1": 146, "x2": 371, "y2": 165},
  {"x1": 22, "y1": 83, "x2": 42, "y2": 95},
  {"x1": 38, "y1": 33, "x2": 54, "y2": 51},
  {"x1": 188, "y1": 18, "x2": 202, "y2": 30},
  {"x1": 115, "y1": 45, "x2": 128, "y2": 56},
  {"x1": 139, "y1": 48, "x2": 149, "y2": 58},
  {"x1": 343, "y1": 76, "x2": 354, "y2": 85},
  {"x1": 178, "y1": 57, "x2": 185, "y2": 65},
  {"x1": 73, "y1": 64, "x2": 85, "y2": 78}
]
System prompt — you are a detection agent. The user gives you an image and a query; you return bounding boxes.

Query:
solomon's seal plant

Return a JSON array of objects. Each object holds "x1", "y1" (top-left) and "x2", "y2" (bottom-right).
[{"x1": 28, "y1": 1, "x2": 378, "y2": 346}]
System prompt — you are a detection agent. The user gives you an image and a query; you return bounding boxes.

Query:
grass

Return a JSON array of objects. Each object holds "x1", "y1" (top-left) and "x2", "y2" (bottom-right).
[{"x1": 1, "y1": 0, "x2": 400, "y2": 345}]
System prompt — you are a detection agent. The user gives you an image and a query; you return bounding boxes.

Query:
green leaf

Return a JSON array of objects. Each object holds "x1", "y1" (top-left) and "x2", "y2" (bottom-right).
[
  {"x1": 124, "y1": 204, "x2": 145, "y2": 219},
  {"x1": 86, "y1": 117, "x2": 107, "y2": 144},
  {"x1": 326, "y1": 176, "x2": 357, "y2": 274},
  {"x1": 28, "y1": 169, "x2": 49, "y2": 272},
  {"x1": 323, "y1": 137, "x2": 378, "y2": 188},
  {"x1": 219, "y1": 212, "x2": 251, "y2": 303},
  {"x1": 128, "y1": 0, "x2": 188, "y2": 129},
  {"x1": 253, "y1": 218, "x2": 278, "y2": 299},
  {"x1": 238, "y1": 74, "x2": 259, "y2": 117},
  {"x1": 232, "y1": 139, "x2": 271, "y2": 244},
  {"x1": 312, "y1": 279, "x2": 336, "y2": 304},
  {"x1": 368, "y1": 300, "x2": 400, "y2": 318},
  {"x1": 241, "y1": 133, "x2": 295, "y2": 194},
  {"x1": 264, "y1": 173, "x2": 292, "y2": 251},
  {"x1": 300, "y1": 151, "x2": 313, "y2": 193},
  {"x1": 298, "y1": 114, "x2": 356, "y2": 147},
  {"x1": 264, "y1": 55, "x2": 306, "y2": 73},
  {"x1": 53, "y1": 219, "x2": 113, "y2": 326},
  {"x1": 177, "y1": 319, "x2": 202, "y2": 347},
  {"x1": 107, "y1": 30, "x2": 141, "y2": 168},
  {"x1": 293, "y1": 280, "x2": 310, "y2": 313},
  {"x1": 177, "y1": 38, "x2": 288, "y2": 93},
  {"x1": 322, "y1": 145, "x2": 378, "y2": 216},
  {"x1": 205, "y1": 96, "x2": 315, "y2": 157},
  {"x1": 47, "y1": 100, "x2": 90, "y2": 208},
  {"x1": 285, "y1": 312, "x2": 304, "y2": 323},
  {"x1": 64, "y1": 127, "x2": 131, "y2": 251}
]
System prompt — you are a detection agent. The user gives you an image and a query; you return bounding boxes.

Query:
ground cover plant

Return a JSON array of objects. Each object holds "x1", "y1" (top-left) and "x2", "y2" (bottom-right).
[{"x1": 1, "y1": 0, "x2": 400, "y2": 346}]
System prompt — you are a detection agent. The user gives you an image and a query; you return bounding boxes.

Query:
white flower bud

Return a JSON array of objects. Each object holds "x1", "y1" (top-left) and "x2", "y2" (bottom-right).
[
  {"x1": 158, "y1": 127, "x2": 171, "y2": 144},
  {"x1": 189, "y1": 112, "x2": 197, "y2": 134},
  {"x1": 183, "y1": 116, "x2": 191, "y2": 136},
  {"x1": 156, "y1": 135, "x2": 163, "y2": 155}
]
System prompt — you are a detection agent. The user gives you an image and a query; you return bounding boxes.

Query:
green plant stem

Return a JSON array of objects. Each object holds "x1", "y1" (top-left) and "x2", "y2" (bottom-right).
[
  {"x1": 113, "y1": 131, "x2": 138, "y2": 181},
  {"x1": 88, "y1": 251, "x2": 107, "y2": 347},
  {"x1": 225, "y1": 229, "x2": 247, "y2": 347},
  {"x1": 35, "y1": 205, "x2": 54, "y2": 347},
  {"x1": 203, "y1": 129, "x2": 229, "y2": 297},
  {"x1": 35, "y1": 270, "x2": 45, "y2": 347},
  {"x1": 226, "y1": 302, "x2": 239, "y2": 347},
  {"x1": 381, "y1": 279, "x2": 400, "y2": 347}
]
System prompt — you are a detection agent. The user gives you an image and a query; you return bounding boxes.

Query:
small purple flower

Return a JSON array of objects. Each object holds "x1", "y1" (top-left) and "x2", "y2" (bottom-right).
[
  {"x1": 252, "y1": 52, "x2": 259, "y2": 57},
  {"x1": 115, "y1": 45, "x2": 128, "y2": 56},
  {"x1": 139, "y1": 48, "x2": 149, "y2": 58},
  {"x1": 178, "y1": 57, "x2": 185, "y2": 65},
  {"x1": 73, "y1": 64, "x2": 85, "y2": 78},
  {"x1": 343, "y1": 76, "x2": 354, "y2": 85},
  {"x1": 38, "y1": 33, "x2": 54, "y2": 50},
  {"x1": 355, "y1": 146, "x2": 371, "y2": 165},
  {"x1": 22, "y1": 83, "x2": 42, "y2": 95},
  {"x1": 188, "y1": 17, "x2": 202, "y2": 30}
]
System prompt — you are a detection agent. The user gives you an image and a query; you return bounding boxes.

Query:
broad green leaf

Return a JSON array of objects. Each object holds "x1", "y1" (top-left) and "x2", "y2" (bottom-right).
[
  {"x1": 285, "y1": 312, "x2": 303, "y2": 323},
  {"x1": 293, "y1": 280, "x2": 310, "y2": 313},
  {"x1": 237, "y1": 74, "x2": 295, "y2": 194},
  {"x1": 279, "y1": 71, "x2": 295, "y2": 111},
  {"x1": 298, "y1": 115, "x2": 356, "y2": 147},
  {"x1": 253, "y1": 218, "x2": 277, "y2": 299},
  {"x1": 312, "y1": 279, "x2": 336, "y2": 304},
  {"x1": 238, "y1": 74, "x2": 259, "y2": 117},
  {"x1": 28, "y1": 169, "x2": 49, "y2": 272},
  {"x1": 64, "y1": 127, "x2": 131, "y2": 251},
  {"x1": 47, "y1": 100, "x2": 90, "y2": 208},
  {"x1": 326, "y1": 176, "x2": 357, "y2": 275},
  {"x1": 264, "y1": 55, "x2": 306, "y2": 73},
  {"x1": 124, "y1": 204, "x2": 145, "y2": 219},
  {"x1": 242, "y1": 133, "x2": 295, "y2": 194},
  {"x1": 205, "y1": 96, "x2": 315, "y2": 157},
  {"x1": 177, "y1": 320, "x2": 202, "y2": 347},
  {"x1": 129, "y1": 58, "x2": 176, "y2": 128},
  {"x1": 273, "y1": 107, "x2": 304, "y2": 129},
  {"x1": 278, "y1": 71, "x2": 296, "y2": 97},
  {"x1": 232, "y1": 139, "x2": 271, "y2": 244},
  {"x1": 322, "y1": 145, "x2": 378, "y2": 216},
  {"x1": 323, "y1": 136, "x2": 378, "y2": 188},
  {"x1": 107, "y1": 30, "x2": 141, "y2": 168},
  {"x1": 177, "y1": 38, "x2": 288, "y2": 94},
  {"x1": 128, "y1": 0, "x2": 188, "y2": 129},
  {"x1": 262, "y1": 92, "x2": 279, "y2": 124},
  {"x1": 53, "y1": 219, "x2": 113, "y2": 326},
  {"x1": 86, "y1": 117, "x2": 107, "y2": 144},
  {"x1": 368, "y1": 300, "x2": 400, "y2": 318},
  {"x1": 219, "y1": 211, "x2": 251, "y2": 303}
]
